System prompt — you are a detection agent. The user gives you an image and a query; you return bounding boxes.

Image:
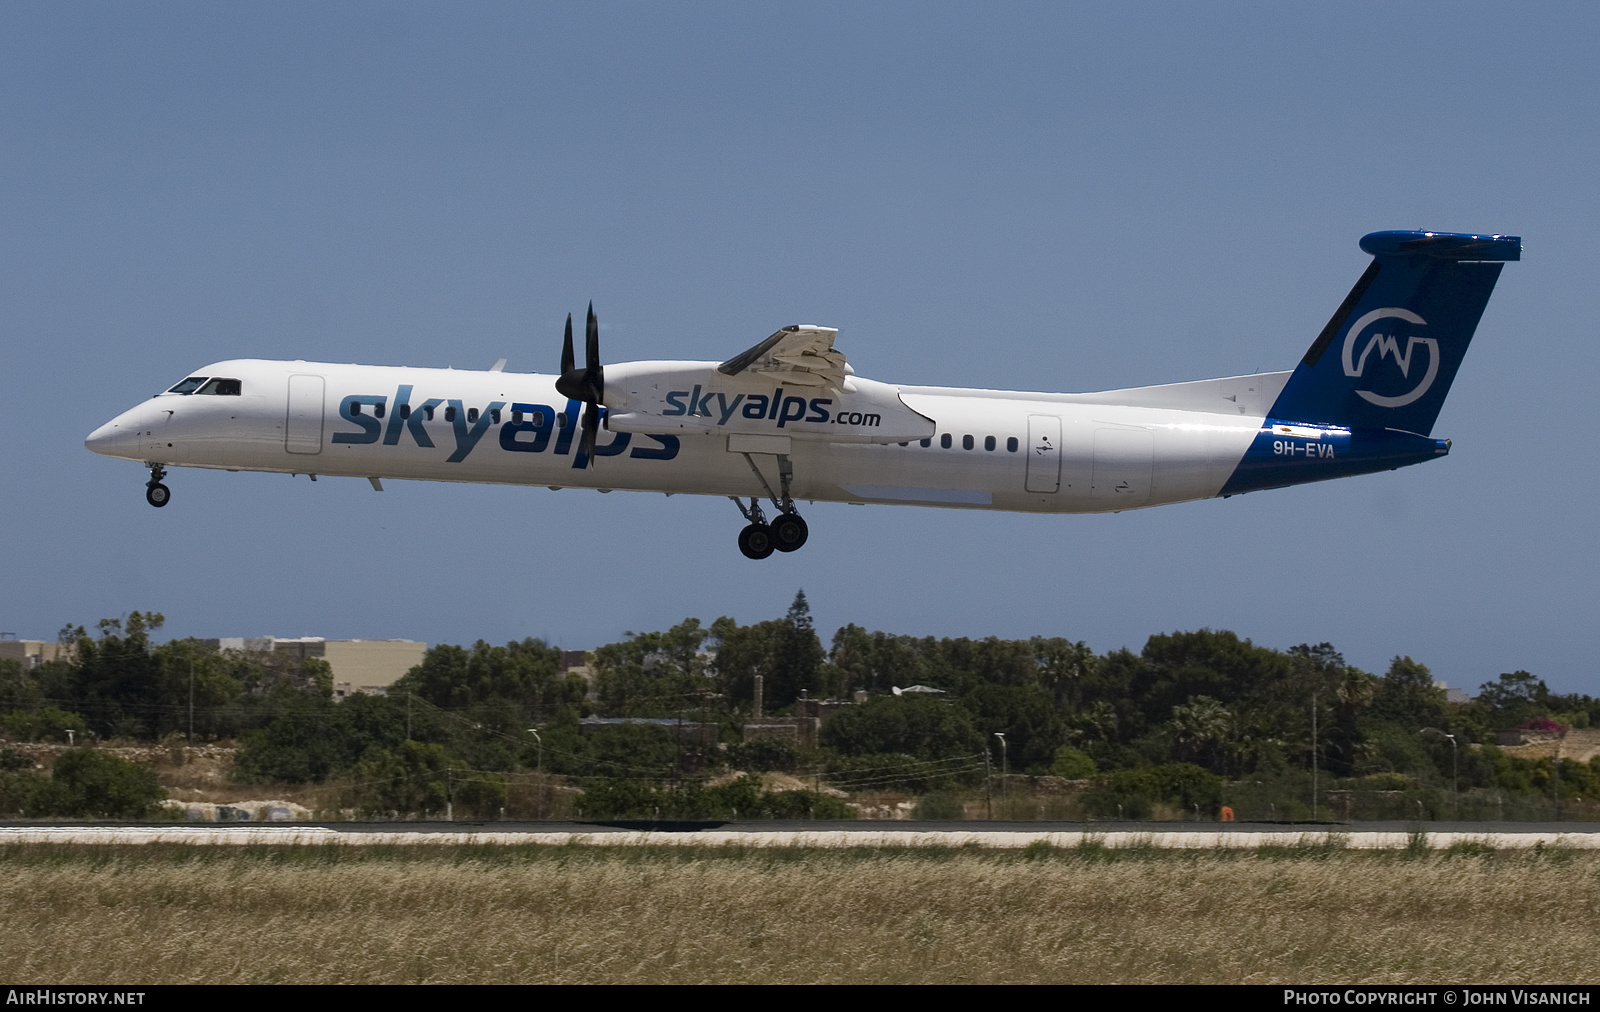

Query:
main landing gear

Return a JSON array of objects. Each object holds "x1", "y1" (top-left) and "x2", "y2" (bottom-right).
[
  {"x1": 731, "y1": 452, "x2": 809, "y2": 560},
  {"x1": 145, "y1": 463, "x2": 170, "y2": 508}
]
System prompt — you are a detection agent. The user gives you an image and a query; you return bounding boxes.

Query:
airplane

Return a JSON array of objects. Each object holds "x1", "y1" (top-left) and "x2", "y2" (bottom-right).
[{"x1": 86, "y1": 229, "x2": 1518, "y2": 560}]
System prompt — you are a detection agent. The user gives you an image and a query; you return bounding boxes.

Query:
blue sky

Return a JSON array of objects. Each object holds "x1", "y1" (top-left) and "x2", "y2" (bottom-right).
[{"x1": 3, "y1": 4, "x2": 1595, "y2": 693}]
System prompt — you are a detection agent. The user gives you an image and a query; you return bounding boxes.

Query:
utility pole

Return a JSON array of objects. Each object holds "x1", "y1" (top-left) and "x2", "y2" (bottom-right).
[
  {"x1": 1311, "y1": 690, "x2": 1318, "y2": 821},
  {"x1": 984, "y1": 748, "x2": 992, "y2": 820},
  {"x1": 1553, "y1": 731, "x2": 1562, "y2": 819},
  {"x1": 188, "y1": 658, "x2": 195, "y2": 745}
]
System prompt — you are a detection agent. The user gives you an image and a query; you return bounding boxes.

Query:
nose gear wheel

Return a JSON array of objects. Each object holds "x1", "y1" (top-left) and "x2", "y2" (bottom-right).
[{"x1": 144, "y1": 463, "x2": 170, "y2": 508}]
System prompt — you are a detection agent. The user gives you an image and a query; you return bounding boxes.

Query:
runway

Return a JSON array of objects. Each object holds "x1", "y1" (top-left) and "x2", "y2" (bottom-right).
[{"x1": 2, "y1": 820, "x2": 1597, "y2": 848}]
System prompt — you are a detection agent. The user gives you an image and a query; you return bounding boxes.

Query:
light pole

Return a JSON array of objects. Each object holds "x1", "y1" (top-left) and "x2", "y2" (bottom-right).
[
  {"x1": 994, "y1": 732, "x2": 1008, "y2": 816},
  {"x1": 1311, "y1": 690, "x2": 1318, "y2": 821},
  {"x1": 527, "y1": 728, "x2": 543, "y2": 820},
  {"x1": 1421, "y1": 728, "x2": 1458, "y2": 818},
  {"x1": 527, "y1": 728, "x2": 543, "y2": 774}
]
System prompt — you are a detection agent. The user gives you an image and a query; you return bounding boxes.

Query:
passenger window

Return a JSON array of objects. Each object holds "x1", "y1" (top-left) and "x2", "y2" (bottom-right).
[
  {"x1": 491, "y1": 408, "x2": 501, "y2": 424},
  {"x1": 350, "y1": 402, "x2": 362, "y2": 416},
  {"x1": 940, "y1": 434, "x2": 952, "y2": 449},
  {"x1": 444, "y1": 406, "x2": 456, "y2": 422},
  {"x1": 400, "y1": 404, "x2": 410, "y2": 419},
  {"x1": 920, "y1": 438, "x2": 931, "y2": 448},
  {"x1": 962, "y1": 434, "x2": 974, "y2": 450},
  {"x1": 512, "y1": 409, "x2": 523, "y2": 424},
  {"x1": 168, "y1": 377, "x2": 207, "y2": 395},
  {"x1": 556, "y1": 412, "x2": 567, "y2": 427},
  {"x1": 467, "y1": 407, "x2": 479, "y2": 423},
  {"x1": 425, "y1": 405, "x2": 435, "y2": 421},
  {"x1": 985, "y1": 435, "x2": 996, "y2": 451},
  {"x1": 1007, "y1": 436, "x2": 1019, "y2": 452},
  {"x1": 374, "y1": 403, "x2": 385, "y2": 418}
]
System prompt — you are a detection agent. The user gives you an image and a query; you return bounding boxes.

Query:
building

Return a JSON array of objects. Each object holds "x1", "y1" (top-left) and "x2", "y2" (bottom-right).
[
  {"x1": 202, "y1": 636, "x2": 426, "y2": 699},
  {"x1": 0, "y1": 638, "x2": 75, "y2": 669},
  {"x1": 578, "y1": 716, "x2": 718, "y2": 747},
  {"x1": 742, "y1": 691, "x2": 864, "y2": 748}
]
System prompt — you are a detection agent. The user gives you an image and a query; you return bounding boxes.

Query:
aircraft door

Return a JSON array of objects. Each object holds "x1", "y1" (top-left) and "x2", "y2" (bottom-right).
[
  {"x1": 1025, "y1": 414, "x2": 1061, "y2": 492},
  {"x1": 1091, "y1": 427, "x2": 1153, "y2": 505},
  {"x1": 285, "y1": 374, "x2": 325, "y2": 455}
]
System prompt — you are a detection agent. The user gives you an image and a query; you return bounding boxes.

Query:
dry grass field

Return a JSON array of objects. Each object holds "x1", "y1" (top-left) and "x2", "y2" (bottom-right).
[{"x1": 1, "y1": 841, "x2": 1597, "y2": 984}]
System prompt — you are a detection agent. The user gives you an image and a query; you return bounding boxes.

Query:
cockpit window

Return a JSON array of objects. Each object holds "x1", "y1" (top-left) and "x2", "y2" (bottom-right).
[
  {"x1": 196, "y1": 378, "x2": 242, "y2": 395},
  {"x1": 167, "y1": 377, "x2": 208, "y2": 395}
]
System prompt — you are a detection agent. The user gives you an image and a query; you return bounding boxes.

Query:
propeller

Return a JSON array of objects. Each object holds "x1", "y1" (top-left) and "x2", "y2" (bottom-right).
[{"x1": 555, "y1": 303, "x2": 604, "y2": 465}]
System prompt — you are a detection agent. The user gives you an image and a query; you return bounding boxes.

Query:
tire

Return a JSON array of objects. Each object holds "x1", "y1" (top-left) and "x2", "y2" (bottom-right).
[
  {"x1": 771, "y1": 512, "x2": 809, "y2": 552},
  {"x1": 738, "y1": 523, "x2": 774, "y2": 560},
  {"x1": 146, "y1": 482, "x2": 170, "y2": 508}
]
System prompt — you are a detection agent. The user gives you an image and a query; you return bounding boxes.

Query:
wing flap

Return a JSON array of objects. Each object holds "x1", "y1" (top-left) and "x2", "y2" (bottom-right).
[{"x1": 718, "y1": 325, "x2": 848, "y2": 392}]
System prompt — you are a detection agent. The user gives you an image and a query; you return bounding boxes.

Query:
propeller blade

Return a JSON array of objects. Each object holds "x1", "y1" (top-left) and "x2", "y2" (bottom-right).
[
  {"x1": 560, "y1": 314, "x2": 574, "y2": 377},
  {"x1": 557, "y1": 304, "x2": 605, "y2": 462},
  {"x1": 585, "y1": 302, "x2": 599, "y2": 375},
  {"x1": 581, "y1": 400, "x2": 600, "y2": 466}
]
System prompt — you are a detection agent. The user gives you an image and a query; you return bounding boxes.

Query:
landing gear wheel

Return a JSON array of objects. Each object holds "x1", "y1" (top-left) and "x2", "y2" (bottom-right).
[
  {"x1": 738, "y1": 523, "x2": 775, "y2": 560},
  {"x1": 145, "y1": 483, "x2": 170, "y2": 508},
  {"x1": 771, "y1": 512, "x2": 808, "y2": 552}
]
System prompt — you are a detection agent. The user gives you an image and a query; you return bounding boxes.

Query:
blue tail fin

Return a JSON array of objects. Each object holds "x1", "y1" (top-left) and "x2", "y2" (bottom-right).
[{"x1": 1267, "y1": 230, "x2": 1519, "y2": 435}]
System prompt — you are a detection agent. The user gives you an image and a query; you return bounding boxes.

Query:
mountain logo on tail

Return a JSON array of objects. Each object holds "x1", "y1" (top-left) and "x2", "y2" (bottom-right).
[{"x1": 1341, "y1": 308, "x2": 1439, "y2": 409}]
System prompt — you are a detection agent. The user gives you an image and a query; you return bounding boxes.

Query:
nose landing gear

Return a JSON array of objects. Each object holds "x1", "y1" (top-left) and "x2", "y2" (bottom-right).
[
  {"x1": 731, "y1": 452, "x2": 809, "y2": 559},
  {"x1": 145, "y1": 463, "x2": 170, "y2": 508}
]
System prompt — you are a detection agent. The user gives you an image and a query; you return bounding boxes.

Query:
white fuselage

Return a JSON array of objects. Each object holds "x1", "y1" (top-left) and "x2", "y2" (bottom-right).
[{"x1": 86, "y1": 358, "x2": 1292, "y2": 514}]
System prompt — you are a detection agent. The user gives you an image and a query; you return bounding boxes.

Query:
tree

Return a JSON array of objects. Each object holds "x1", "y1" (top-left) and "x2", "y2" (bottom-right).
[
  {"x1": 592, "y1": 620, "x2": 710, "y2": 716},
  {"x1": 827, "y1": 626, "x2": 935, "y2": 696},
  {"x1": 1369, "y1": 656, "x2": 1446, "y2": 731},
  {"x1": 347, "y1": 741, "x2": 502, "y2": 817},
  {"x1": 786, "y1": 590, "x2": 813, "y2": 630},
  {"x1": 1167, "y1": 695, "x2": 1233, "y2": 770},
  {"x1": 33, "y1": 748, "x2": 163, "y2": 818},
  {"x1": 819, "y1": 695, "x2": 982, "y2": 759},
  {"x1": 1476, "y1": 671, "x2": 1550, "y2": 729},
  {"x1": 958, "y1": 683, "x2": 1064, "y2": 770},
  {"x1": 396, "y1": 638, "x2": 571, "y2": 718},
  {"x1": 69, "y1": 612, "x2": 167, "y2": 738},
  {"x1": 1032, "y1": 638, "x2": 1098, "y2": 710},
  {"x1": 710, "y1": 604, "x2": 824, "y2": 709}
]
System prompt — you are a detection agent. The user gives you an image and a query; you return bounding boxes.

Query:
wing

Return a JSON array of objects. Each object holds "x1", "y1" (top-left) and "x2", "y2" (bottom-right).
[{"x1": 717, "y1": 325, "x2": 849, "y2": 391}]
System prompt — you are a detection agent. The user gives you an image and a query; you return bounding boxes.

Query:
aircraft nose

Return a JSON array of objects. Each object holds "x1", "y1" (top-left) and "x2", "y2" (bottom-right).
[
  {"x1": 85, "y1": 419, "x2": 121, "y2": 455},
  {"x1": 85, "y1": 405, "x2": 141, "y2": 457}
]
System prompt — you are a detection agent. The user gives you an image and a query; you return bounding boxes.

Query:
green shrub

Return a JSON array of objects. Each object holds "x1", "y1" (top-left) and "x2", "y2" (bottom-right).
[
  {"x1": 29, "y1": 749, "x2": 163, "y2": 819},
  {"x1": 0, "y1": 708, "x2": 89, "y2": 743},
  {"x1": 1049, "y1": 747, "x2": 1097, "y2": 779},
  {"x1": 913, "y1": 790, "x2": 966, "y2": 820},
  {"x1": 725, "y1": 738, "x2": 805, "y2": 773},
  {"x1": 1080, "y1": 763, "x2": 1222, "y2": 819}
]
